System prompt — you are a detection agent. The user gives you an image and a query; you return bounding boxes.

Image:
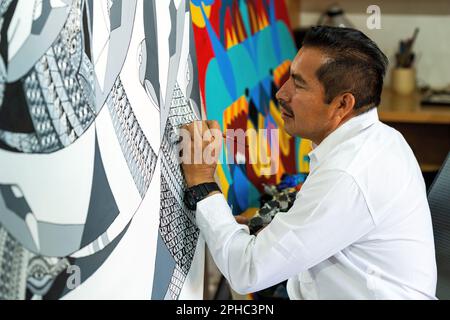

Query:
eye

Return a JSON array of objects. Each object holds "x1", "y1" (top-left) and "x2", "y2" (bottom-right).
[{"x1": 294, "y1": 81, "x2": 305, "y2": 89}]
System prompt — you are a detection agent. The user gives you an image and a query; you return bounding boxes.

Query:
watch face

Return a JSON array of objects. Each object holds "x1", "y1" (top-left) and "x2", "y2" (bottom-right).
[
  {"x1": 192, "y1": 189, "x2": 201, "y2": 202},
  {"x1": 184, "y1": 190, "x2": 197, "y2": 211},
  {"x1": 184, "y1": 184, "x2": 219, "y2": 211}
]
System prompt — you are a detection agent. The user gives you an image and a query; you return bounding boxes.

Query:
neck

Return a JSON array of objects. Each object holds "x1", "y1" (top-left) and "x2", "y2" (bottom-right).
[{"x1": 312, "y1": 111, "x2": 357, "y2": 146}]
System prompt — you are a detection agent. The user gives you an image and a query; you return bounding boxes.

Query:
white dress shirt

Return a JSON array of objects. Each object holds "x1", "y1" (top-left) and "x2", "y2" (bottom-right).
[{"x1": 196, "y1": 108, "x2": 437, "y2": 300}]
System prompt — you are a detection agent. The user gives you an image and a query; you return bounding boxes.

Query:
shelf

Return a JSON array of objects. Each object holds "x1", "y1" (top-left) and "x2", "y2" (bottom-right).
[
  {"x1": 378, "y1": 89, "x2": 450, "y2": 125},
  {"x1": 420, "y1": 163, "x2": 442, "y2": 173}
]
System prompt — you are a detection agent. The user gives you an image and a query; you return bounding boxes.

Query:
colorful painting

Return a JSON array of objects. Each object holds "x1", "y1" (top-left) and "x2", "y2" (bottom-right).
[
  {"x1": 0, "y1": 0, "x2": 204, "y2": 300},
  {"x1": 190, "y1": 0, "x2": 311, "y2": 215}
]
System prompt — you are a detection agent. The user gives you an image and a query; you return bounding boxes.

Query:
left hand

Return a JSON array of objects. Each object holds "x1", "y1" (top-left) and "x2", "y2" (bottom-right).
[{"x1": 180, "y1": 120, "x2": 223, "y2": 188}]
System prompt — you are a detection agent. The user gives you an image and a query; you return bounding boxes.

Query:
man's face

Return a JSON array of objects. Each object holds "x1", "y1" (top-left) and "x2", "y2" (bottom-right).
[{"x1": 276, "y1": 47, "x2": 337, "y2": 144}]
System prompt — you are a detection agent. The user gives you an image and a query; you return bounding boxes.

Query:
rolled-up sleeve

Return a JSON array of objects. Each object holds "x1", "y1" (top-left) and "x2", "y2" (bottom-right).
[{"x1": 196, "y1": 170, "x2": 376, "y2": 294}]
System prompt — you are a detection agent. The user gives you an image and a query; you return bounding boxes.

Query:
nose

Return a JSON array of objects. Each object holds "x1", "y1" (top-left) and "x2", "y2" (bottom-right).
[{"x1": 276, "y1": 79, "x2": 290, "y2": 104}]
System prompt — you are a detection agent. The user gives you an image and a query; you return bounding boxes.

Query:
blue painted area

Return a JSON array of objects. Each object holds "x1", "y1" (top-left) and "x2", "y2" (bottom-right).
[
  {"x1": 261, "y1": 77, "x2": 272, "y2": 100},
  {"x1": 227, "y1": 186, "x2": 242, "y2": 214},
  {"x1": 295, "y1": 137, "x2": 311, "y2": 172},
  {"x1": 269, "y1": 0, "x2": 282, "y2": 63},
  {"x1": 232, "y1": 165, "x2": 249, "y2": 210},
  {"x1": 200, "y1": 3, "x2": 237, "y2": 100},
  {"x1": 205, "y1": 21, "x2": 295, "y2": 116},
  {"x1": 278, "y1": 22, "x2": 297, "y2": 62},
  {"x1": 295, "y1": 137, "x2": 301, "y2": 172},
  {"x1": 218, "y1": 0, "x2": 235, "y2": 45},
  {"x1": 203, "y1": 15, "x2": 298, "y2": 212},
  {"x1": 191, "y1": 0, "x2": 215, "y2": 6},
  {"x1": 249, "y1": 84, "x2": 261, "y2": 113},
  {"x1": 247, "y1": 182, "x2": 261, "y2": 209},
  {"x1": 227, "y1": 165, "x2": 260, "y2": 214},
  {"x1": 239, "y1": 0, "x2": 252, "y2": 38},
  {"x1": 278, "y1": 173, "x2": 308, "y2": 190},
  {"x1": 205, "y1": 61, "x2": 234, "y2": 120}
]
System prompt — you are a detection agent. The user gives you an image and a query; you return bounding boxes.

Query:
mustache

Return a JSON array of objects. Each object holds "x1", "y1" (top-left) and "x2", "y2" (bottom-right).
[{"x1": 278, "y1": 100, "x2": 294, "y2": 116}]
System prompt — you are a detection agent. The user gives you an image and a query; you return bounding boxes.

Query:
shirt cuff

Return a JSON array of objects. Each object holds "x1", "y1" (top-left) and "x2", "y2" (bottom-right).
[{"x1": 196, "y1": 193, "x2": 248, "y2": 250}]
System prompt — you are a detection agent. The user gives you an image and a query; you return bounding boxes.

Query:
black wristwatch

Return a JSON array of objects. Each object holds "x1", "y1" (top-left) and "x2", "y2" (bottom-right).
[{"x1": 184, "y1": 182, "x2": 221, "y2": 211}]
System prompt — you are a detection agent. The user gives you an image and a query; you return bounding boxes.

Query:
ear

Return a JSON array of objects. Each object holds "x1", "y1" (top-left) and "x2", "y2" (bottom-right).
[{"x1": 331, "y1": 92, "x2": 356, "y2": 120}]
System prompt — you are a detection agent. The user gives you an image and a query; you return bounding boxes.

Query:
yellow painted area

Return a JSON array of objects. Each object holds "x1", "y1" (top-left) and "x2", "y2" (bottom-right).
[
  {"x1": 247, "y1": 117, "x2": 273, "y2": 178},
  {"x1": 269, "y1": 99, "x2": 292, "y2": 157},
  {"x1": 274, "y1": 60, "x2": 291, "y2": 86},
  {"x1": 224, "y1": 104, "x2": 232, "y2": 127},
  {"x1": 226, "y1": 26, "x2": 239, "y2": 49},
  {"x1": 223, "y1": 96, "x2": 248, "y2": 128},
  {"x1": 276, "y1": 160, "x2": 286, "y2": 184},
  {"x1": 298, "y1": 138, "x2": 312, "y2": 173},
  {"x1": 236, "y1": 15, "x2": 246, "y2": 42},
  {"x1": 190, "y1": 2, "x2": 211, "y2": 28},
  {"x1": 258, "y1": 10, "x2": 269, "y2": 30},
  {"x1": 226, "y1": 29, "x2": 233, "y2": 49},
  {"x1": 241, "y1": 207, "x2": 259, "y2": 219},
  {"x1": 261, "y1": 11, "x2": 269, "y2": 28},
  {"x1": 216, "y1": 164, "x2": 230, "y2": 199},
  {"x1": 231, "y1": 27, "x2": 238, "y2": 47}
]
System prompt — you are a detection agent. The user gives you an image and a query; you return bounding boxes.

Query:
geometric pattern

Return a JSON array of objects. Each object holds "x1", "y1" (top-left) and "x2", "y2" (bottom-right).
[
  {"x1": 2, "y1": 0, "x2": 95, "y2": 153},
  {"x1": 191, "y1": 0, "x2": 310, "y2": 215},
  {"x1": 0, "y1": 224, "x2": 72, "y2": 300},
  {"x1": 0, "y1": 0, "x2": 205, "y2": 299},
  {"x1": 108, "y1": 78, "x2": 158, "y2": 198},
  {"x1": 159, "y1": 82, "x2": 200, "y2": 300},
  {"x1": 0, "y1": 225, "x2": 29, "y2": 300},
  {"x1": 0, "y1": 0, "x2": 204, "y2": 300}
]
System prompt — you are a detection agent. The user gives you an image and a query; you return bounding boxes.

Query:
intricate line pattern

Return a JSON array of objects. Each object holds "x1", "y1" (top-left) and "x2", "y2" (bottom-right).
[
  {"x1": 51, "y1": 0, "x2": 95, "y2": 133},
  {"x1": 0, "y1": 225, "x2": 73, "y2": 300},
  {"x1": 1, "y1": 0, "x2": 204, "y2": 300},
  {"x1": 108, "y1": 78, "x2": 158, "y2": 198},
  {"x1": 0, "y1": 226, "x2": 28, "y2": 300},
  {"x1": 4, "y1": 0, "x2": 95, "y2": 153},
  {"x1": 0, "y1": 131, "x2": 40, "y2": 153},
  {"x1": 23, "y1": 70, "x2": 64, "y2": 152},
  {"x1": 160, "y1": 82, "x2": 200, "y2": 300},
  {"x1": 167, "y1": 83, "x2": 198, "y2": 129},
  {"x1": 26, "y1": 256, "x2": 71, "y2": 299},
  {"x1": 168, "y1": 265, "x2": 185, "y2": 300}
]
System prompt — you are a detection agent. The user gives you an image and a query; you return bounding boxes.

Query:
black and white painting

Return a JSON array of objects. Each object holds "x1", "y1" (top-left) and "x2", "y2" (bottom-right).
[{"x1": 0, "y1": 0, "x2": 204, "y2": 300}]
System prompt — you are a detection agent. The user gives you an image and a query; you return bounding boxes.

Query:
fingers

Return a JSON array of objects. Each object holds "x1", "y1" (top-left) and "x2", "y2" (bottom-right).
[
  {"x1": 206, "y1": 120, "x2": 220, "y2": 131},
  {"x1": 182, "y1": 121, "x2": 222, "y2": 141},
  {"x1": 235, "y1": 215, "x2": 249, "y2": 225},
  {"x1": 181, "y1": 121, "x2": 223, "y2": 164},
  {"x1": 181, "y1": 122, "x2": 196, "y2": 141}
]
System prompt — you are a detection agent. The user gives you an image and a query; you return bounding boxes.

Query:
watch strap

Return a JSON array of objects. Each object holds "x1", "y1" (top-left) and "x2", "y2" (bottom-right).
[{"x1": 184, "y1": 182, "x2": 221, "y2": 210}]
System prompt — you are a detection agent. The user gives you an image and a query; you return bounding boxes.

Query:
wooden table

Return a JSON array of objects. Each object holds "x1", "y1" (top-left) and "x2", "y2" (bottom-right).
[{"x1": 378, "y1": 89, "x2": 450, "y2": 172}]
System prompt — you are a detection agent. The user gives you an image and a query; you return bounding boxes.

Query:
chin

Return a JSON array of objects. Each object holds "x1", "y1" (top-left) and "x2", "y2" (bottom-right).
[{"x1": 282, "y1": 124, "x2": 295, "y2": 137}]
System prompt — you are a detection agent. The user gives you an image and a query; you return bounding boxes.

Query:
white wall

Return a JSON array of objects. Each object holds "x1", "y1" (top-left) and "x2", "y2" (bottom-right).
[{"x1": 297, "y1": 12, "x2": 450, "y2": 89}]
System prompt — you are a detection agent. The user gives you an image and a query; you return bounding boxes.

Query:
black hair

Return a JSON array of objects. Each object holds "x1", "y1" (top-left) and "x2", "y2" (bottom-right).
[{"x1": 302, "y1": 26, "x2": 389, "y2": 111}]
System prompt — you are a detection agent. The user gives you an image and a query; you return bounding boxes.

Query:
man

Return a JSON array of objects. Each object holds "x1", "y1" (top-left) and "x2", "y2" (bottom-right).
[{"x1": 181, "y1": 26, "x2": 437, "y2": 299}]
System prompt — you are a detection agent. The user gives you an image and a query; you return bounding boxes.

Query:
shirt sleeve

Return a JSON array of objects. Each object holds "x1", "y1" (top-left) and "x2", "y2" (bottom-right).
[{"x1": 196, "y1": 170, "x2": 376, "y2": 294}]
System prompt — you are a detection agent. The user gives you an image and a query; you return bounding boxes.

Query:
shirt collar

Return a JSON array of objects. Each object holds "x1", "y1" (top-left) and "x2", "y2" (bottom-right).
[{"x1": 308, "y1": 108, "x2": 380, "y2": 170}]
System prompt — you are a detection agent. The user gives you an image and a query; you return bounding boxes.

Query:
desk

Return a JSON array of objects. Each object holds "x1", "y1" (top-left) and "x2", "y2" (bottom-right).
[{"x1": 379, "y1": 89, "x2": 450, "y2": 172}]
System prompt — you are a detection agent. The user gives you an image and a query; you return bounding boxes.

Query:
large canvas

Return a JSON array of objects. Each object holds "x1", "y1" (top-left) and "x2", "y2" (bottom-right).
[
  {"x1": 0, "y1": 0, "x2": 204, "y2": 300},
  {"x1": 190, "y1": 0, "x2": 311, "y2": 215}
]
